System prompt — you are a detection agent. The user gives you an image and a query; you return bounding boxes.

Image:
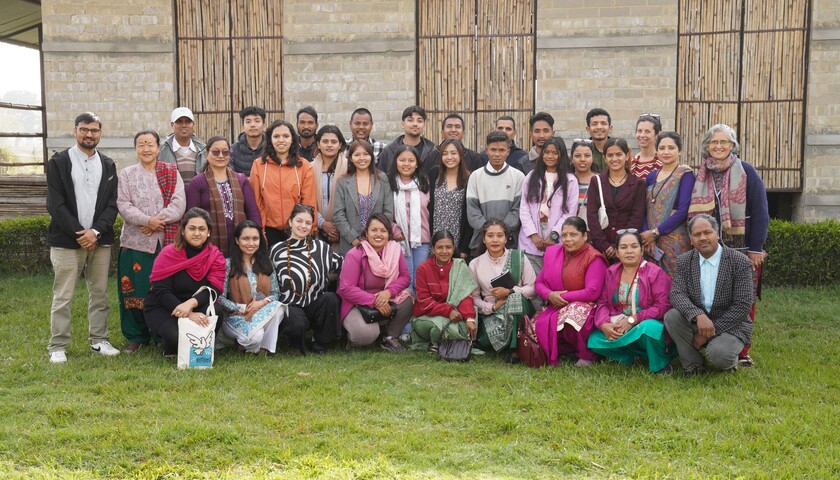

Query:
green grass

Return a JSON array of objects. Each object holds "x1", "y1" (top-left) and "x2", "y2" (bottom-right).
[{"x1": 0, "y1": 275, "x2": 837, "y2": 479}]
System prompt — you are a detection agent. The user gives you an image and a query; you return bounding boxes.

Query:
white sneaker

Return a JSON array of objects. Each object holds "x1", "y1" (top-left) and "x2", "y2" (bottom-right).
[
  {"x1": 49, "y1": 351, "x2": 67, "y2": 363},
  {"x1": 90, "y1": 341, "x2": 120, "y2": 356}
]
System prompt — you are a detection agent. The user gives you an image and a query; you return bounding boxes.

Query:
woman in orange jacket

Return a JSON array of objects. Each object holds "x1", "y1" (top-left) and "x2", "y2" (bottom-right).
[{"x1": 250, "y1": 119, "x2": 319, "y2": 247}]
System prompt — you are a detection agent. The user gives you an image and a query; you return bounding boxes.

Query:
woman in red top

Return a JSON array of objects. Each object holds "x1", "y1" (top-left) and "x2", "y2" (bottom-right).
[{"x1": 410, "y1": 230, "x2": 477, "y2": 352}]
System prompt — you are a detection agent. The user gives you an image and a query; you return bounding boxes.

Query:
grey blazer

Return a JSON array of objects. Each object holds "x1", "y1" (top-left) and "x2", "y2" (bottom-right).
[
  {"x1": 669, "y1": 245, "x2": 755, "y2": 345},
  {"x1": 332, "y1": 171, "x2": 395, "y2": 255}
]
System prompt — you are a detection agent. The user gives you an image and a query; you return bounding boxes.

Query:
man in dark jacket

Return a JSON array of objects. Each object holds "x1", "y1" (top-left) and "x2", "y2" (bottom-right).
[
  {"x1": 479, "y1": 115, "x2": 529, "y2": 171},
  {"x1": 421, "y1": 112, "x2": 484, "y2": 175},
  {"x1": 230, "y1": 106, "x2": 266, "y2": 176},
  {"x1": 377, "y1": 105, "x2": 436, "y2": 174},
  {"x1": 665, "y1": 214, "x2": 755, "y2": 376},
  {"x1": 46, "y1": 112, "x2": 120, "y2": 363}
]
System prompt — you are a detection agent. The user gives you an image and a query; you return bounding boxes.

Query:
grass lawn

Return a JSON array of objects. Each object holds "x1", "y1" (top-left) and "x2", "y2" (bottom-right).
[{"x1": 0, "y1": 275, "x2": 837, "y2": 479}]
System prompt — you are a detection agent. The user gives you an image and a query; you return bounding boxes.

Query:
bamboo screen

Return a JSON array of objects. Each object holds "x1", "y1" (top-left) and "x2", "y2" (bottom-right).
[
  {"x1": 417, "y1": 0, "x2": 536, "y2": 150},
  {"x1": 677, "y1": 0, "x2": 811, "y2": 191},
  {"x1": 175, "y1": 0, "x2": 284, "y2": 142}
]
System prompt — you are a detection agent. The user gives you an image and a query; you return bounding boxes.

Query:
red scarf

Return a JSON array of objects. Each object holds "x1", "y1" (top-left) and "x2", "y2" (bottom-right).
[
  {"x1": 155, "y1": 161, "x2": 179, "y2": 244},
  {"x1": 149, "y1": 243, "x2": 226, "y2": 291}
]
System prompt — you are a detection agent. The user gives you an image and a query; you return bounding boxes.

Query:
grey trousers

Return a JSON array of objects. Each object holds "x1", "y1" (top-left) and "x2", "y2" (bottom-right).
[{"x1": 664, "y1": 308, "x2": 745, "y2": 371}]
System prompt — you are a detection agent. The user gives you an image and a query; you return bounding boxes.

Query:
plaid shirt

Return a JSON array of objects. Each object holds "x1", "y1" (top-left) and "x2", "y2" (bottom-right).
[{"x1": 344, "y1": 136, "x2": 388, "y2": 161}]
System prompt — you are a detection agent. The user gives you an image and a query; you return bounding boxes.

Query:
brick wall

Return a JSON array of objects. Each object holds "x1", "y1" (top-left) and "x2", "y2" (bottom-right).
[
  {"x1": 798, "y1": 0, "x2": 840, "y2": 220},
  {"x1": 535, "y1": 0, "x2": 679, "y2": 145},
  {"x1": 41, "y1": 0, "x2": 175, "y2": 168},
  {"x1": 282, "y1": 1, "x2": 415, "y2": 142}
]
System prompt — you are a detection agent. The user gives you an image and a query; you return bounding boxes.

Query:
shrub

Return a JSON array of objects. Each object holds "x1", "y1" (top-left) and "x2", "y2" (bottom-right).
[
  {"x1": 763, "y1": 219, "x2": 840, "y2": 286},
  {"x1": 0, "y1": 215, "x2": 122, "y2": 275}
]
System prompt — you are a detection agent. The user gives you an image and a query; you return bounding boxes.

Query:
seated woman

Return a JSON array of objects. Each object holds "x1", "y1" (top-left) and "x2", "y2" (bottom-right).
[
  {"x1": 587, "y1": 230, "x2": 675, "y2": 373},
  {"x1": 219, "y1": 220, "x2": 284, "y2": 354},
  {"x1": 534, "y1": 216, "x2": 607, "y2": 367},
  {"x1": 144, "y1": 208, "x2": 227, "y2": 358},
  {"x1": 337, "y1": 213, "x2": 414, "y2": 353},
  {"x1": 469, "y1": 220, "x2": 537, "y2": 362},
  {"x1": 270, "y1": 204, "x2": 343, "y2": 354},
  {"x1": 411, "y1": 230, "x2": 477, "y2": 352},
  {"x1": 185, "y1": 135, "x2": 261, "y2": 256}
]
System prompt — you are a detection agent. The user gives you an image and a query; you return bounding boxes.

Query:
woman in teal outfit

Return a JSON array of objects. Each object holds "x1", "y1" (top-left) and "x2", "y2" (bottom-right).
[{"x1": 587, "y1": 230, "x2": 676, "y2": 373}]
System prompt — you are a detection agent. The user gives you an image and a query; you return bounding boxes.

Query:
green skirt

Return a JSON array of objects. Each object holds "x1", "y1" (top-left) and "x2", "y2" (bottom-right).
[
  {"x1": 410, "y1": 316, "x2": 470, "y2": 350},
  {"x1": 587, "y1": 319, "x2": 677, "y2": 372},
  {"x1": 117, "y1": 247, "x2": 158, "y2": 344}
]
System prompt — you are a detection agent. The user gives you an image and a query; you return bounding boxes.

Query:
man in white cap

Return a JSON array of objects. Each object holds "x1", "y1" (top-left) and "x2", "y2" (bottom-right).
[{"x1": 157, "y1": 107, "x2": 207, "y2": 181}]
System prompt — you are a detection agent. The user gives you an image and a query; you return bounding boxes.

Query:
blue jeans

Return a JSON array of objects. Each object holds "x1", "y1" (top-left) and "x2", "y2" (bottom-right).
[{"x1": 402, "y1": 242, "x2": 430, "y2": 335}]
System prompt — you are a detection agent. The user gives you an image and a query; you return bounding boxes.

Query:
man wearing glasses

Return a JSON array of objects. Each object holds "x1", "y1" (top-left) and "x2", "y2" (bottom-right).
[
  {"x1": 46, "y1": 112, "x2": 121, "y2": 363},
  {"x1": 158, "y1": 107, "x2": 207, "y2": 182}
]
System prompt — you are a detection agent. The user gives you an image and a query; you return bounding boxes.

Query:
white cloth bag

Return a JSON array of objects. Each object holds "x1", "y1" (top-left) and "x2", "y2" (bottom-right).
[
  {"x1": 594, "y1": 174, "x2": 609, "y2": 229},
  {"x1": 177, "y1": 286, "x2": 218, "y2": 370}
]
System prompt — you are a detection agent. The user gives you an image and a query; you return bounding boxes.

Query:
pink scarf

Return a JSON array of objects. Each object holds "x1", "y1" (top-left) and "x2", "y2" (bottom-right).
[
  {"x1": 360, "y1": 239, "x2": 411, "y2": 303},
  {"x1": 149, "y1": 243, "x2": 227, "y2": 291}
]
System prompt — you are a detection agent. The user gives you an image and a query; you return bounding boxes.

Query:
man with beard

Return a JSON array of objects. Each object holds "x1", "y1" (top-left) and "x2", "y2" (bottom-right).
[
  {"x1": 421, "y1": 112, "x2": 483, "y2": 175},
  {"x1": 296, "y1": 105, "x2": 319, "y2": 161},
  {"x1": 377, "y1": 105, "x2": 436, "y2": 174},
  {"x1": 344, "y1": 107, "x2": 388, "y2": 160},
  {"x1": 46, "y1": 112, "x2": 121, "y2": 363},
  {"x1": 230, "y1": 105, "x2": 266, "y2": 176},
  {"x1": 664, "y1": 214, "x2": 755, "y2": 376},
  {"x1": 157, "y1": 107, "x2": 207, "y2": 182},
  {"x1": 585, "y1": 107, "x2": 613, "y2": 173},
  {"x1": 520, "y1": 112, "x2": 555, "y2": 175}
]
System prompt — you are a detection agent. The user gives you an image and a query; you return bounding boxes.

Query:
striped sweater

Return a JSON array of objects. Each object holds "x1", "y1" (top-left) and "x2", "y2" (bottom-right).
[
  {"x1": 465, "y1": 163, "x2": 525, "y2": 249},
  {"x1": 269, "y1": 237, "x2": 343, "y2": 307}
]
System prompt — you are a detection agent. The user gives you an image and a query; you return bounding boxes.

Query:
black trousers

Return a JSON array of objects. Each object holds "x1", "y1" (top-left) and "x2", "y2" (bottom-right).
[
  {"x1": 145, "y1": 304, "x2": 222, "y2": 356},
  {"x1": 280, "y1": 292, "x2": 341, "y2": 352}
]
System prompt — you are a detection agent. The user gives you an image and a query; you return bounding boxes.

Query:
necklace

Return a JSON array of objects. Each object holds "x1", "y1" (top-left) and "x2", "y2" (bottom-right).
[
  {"x1": 609, "y1": 172, "x2": 628, "y2": 186},
  {"x1": 617, "y1": 266, "x2": 640, "y2": 311},
  {"x1": 286, "y1": 237, "x2": 313, "y2": 298},
  {"x1": 650, "y1": 166, "x2": 678, "y2": 203}
]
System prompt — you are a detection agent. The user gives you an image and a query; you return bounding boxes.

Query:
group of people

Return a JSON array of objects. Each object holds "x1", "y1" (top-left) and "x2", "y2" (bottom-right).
[{"x1": 45, "y1": 105, "x2": 769, "y2": 377}]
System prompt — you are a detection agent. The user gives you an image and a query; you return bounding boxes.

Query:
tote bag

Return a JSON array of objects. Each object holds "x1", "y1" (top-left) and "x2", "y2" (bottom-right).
[{"x1": 177, "y1": 286, "x2": 218, "y2": 370}]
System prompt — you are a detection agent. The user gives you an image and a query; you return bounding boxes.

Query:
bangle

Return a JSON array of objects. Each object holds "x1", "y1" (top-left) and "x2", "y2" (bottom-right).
[{"x1": 466, "y1": 319, "x2": 476, "y2": 324}]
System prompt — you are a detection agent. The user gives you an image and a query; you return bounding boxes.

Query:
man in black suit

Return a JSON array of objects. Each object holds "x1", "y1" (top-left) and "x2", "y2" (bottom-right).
[
  {"x1": 665, "y1": 214, "x2": 755, "y2": 376},
  {"x1": 46, "y1": 112, "x2": 120, "y2": 363}
]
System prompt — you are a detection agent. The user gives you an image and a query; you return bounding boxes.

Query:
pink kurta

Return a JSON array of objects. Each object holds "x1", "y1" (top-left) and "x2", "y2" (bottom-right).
[{"x1": 534, "y1": 243, "x2": 607, "y2": 364}]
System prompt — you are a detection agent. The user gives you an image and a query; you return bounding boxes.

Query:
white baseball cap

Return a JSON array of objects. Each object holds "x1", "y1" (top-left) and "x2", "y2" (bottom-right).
[{"x1": 170, "y1": 107, "x2": 195, "y2": 123}]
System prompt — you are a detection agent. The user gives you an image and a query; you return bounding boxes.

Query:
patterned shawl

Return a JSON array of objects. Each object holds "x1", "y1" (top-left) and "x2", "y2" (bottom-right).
[
  {"x1": 155, "y1": 161, "x2": 179, "y2": 244},
  {"x1": 205, "y1": 167, "x2": 246, "y2": 256},
  {"x1": 688, "y1": 153, "x2": 748, "y2": 247}
]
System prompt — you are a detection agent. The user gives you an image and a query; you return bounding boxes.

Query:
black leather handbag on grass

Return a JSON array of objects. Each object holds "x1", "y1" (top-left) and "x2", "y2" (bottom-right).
[
  {"x1": 437, "y1": 321, "x2": 472, "y2": 362},
  {"x1": 357, "y1": 303, "x2": 397, "y2": 324}
]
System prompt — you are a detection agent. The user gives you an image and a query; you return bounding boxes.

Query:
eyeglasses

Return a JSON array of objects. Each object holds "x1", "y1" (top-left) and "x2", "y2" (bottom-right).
[
  {"x1": 572, "y1": 139, "x2": 593, "y2": 144},
  {"x1": 209, "y1": 149, "x2": 231, "y2": 157},
  {"x1": 616, "y1": 228, "x2": 639, "y2": 235},
  {"x1": 78, "y1": 127, "x2": 102, "y2": 135},
  {"x1": 639, "y1": 113, "x2": 661, "y2": 119},
  {"x1": 708, "y1": 140, "x2": 732, "y2": 147}
]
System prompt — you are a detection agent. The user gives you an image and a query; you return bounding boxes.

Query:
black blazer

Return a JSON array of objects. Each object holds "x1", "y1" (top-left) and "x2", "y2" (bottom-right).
[
  {"x1": 669, "y1": 245, "x2": 755, "y2": 345},
  {"x1": 46, "y1": 148, "x2": 119, "y2": 248}
]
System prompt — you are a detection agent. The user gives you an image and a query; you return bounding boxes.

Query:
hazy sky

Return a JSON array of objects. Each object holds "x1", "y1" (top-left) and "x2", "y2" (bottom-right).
[{"x1": 0, "y1": 43, "x2": 41, "y2": 101}]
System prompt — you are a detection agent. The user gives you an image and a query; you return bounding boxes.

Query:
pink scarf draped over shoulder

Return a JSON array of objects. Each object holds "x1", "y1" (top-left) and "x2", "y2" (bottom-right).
[
  {"x1": 149, "y1": 242, "x2": 227, "y2": 291},
  {"x1": 360, "y1": 239, "x2": 411, "y2": 304}
]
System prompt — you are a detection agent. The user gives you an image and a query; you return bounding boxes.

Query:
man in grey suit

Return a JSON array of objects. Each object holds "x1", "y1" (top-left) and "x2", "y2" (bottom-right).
[{"x1": 664, "y1": 214, "x2": 755, "y2": 376}]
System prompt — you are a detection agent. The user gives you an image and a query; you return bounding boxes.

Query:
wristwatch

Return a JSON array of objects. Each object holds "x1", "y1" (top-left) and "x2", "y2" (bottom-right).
[
  {"x1": 549, "y1": 231, "x2": 560, "y2": 243},
  {"x1": 92, "y1": 229, "x2": 101, "y2": 240},
  {"x1": 627, "y1": 316, "x2": 636, "y2": 325}
]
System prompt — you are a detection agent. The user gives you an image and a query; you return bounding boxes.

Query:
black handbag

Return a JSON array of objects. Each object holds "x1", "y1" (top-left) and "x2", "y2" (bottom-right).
[
  {"x1": 437, "y1": 321, "x2": 472, "y2": 362},
  {"x1": 357, "y1": 303, "x2": 397, "y2": 324}
]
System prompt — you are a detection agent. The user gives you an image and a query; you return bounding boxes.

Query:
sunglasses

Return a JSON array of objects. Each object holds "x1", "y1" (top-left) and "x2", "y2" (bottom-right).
[
  {"x1": 639, "y1": 113, "x2": 661, "y2": 119},
  {"x1": 616, "y1": 228, "x2": 639, "y2": 235},
  {"x1": 209, "y1": 149, "x2": 231, "y2": 157},
  {"x1": 572, "y1": 138, "x2": 594, "y2": 144}
]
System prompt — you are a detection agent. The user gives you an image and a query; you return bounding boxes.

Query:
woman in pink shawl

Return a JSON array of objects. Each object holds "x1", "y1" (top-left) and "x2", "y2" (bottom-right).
[
  {"x1": 144, "y1": 208, "x2": 226, "y2": 358},
  {"x1": 534, "y1": 216, "x2": 607, "y2": 366},
  {"x1": 337, "y1": 213, "x2": 413, "y2": 352}
]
